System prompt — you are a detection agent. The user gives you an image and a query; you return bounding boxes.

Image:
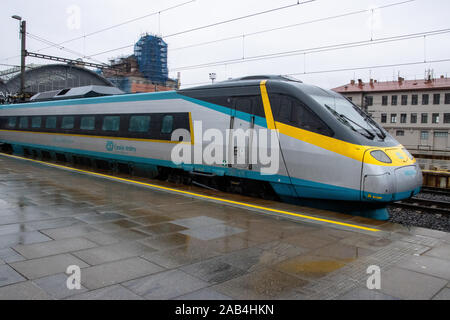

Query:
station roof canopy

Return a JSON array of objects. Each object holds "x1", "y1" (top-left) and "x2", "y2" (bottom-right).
[{"x1": 5, "y1": 64, "x2": 114, "y2": 95}]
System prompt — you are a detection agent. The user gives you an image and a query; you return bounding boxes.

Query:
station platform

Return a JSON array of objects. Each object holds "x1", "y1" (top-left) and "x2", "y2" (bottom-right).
[{"x1": 0, "y1": 153, "x2": 449, "y2": 300}]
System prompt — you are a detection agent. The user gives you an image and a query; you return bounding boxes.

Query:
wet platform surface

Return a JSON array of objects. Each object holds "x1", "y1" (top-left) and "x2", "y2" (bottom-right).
[{"x1": 0, "y1": 154, "x2": 449, "y2": 300}]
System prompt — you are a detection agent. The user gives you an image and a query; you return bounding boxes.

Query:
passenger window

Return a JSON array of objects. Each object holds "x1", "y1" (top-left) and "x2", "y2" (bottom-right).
[
  {"x1": 31, "y1": 117, "x2": 42, "y2": 129},
  {"x1": 7, "y1": 117, "x2": 17, "y2": 128},
  {"x1": 80, "y1": 116, "x2": 96, "y2": 131},
  {"x1": 102, "y1": 116, "x2": 120, "y2": 132},
  {"x1": 129, "y1": 115, "x2": 150, "y2": 133},
  {"x1": 61, "y1": 116, "x2": 75, "y2": 130},
  {"x1": 45, "y1": 117, "x2": 57, "y2": 129},
  {"x1": 19, "y1": 117, "x2": 28, "y2": 129},
  {"x1": 161, "y1": 115, "x2": 174, "y2": 134}
]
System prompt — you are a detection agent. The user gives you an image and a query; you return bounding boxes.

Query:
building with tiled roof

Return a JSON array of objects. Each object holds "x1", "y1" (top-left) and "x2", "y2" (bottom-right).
[{"x1": 333, "y1": 76, "x2": 450, "y2": 153}]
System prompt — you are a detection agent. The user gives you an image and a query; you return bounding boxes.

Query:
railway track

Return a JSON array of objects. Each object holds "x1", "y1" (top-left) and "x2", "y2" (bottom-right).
[
  {"x1": 393, "y1": 196, "x2": 450, "y2": 215},
  {"x1": 420, "y1": 186, "x2": 450, "y2": 196}
]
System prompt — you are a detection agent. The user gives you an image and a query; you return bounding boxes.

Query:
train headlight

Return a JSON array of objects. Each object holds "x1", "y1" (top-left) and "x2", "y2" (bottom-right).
[
  {"x1": 402, "y1": 148, "x2": 414, "y2": 160},
  {"x1": 370, "y1": 150, "x2": 392, "y2": 164}
]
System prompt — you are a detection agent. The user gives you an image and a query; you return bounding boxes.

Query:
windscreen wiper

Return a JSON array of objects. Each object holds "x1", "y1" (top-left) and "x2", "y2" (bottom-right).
[{"x1": 324, "y1": 104, "x2": 375, "y2": 140}]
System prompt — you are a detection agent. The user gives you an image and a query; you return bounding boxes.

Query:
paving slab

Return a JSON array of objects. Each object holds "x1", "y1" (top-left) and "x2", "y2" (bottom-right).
[
  {"x1": 34, "y1": 273, "x2": 89, "y2": 299},
  {"x1": 180, "y1": 224, "x2": 245, "y2": 241},
  {"x1": 337, "y1": 287, "x2": 399, "y2": 300},
  {"x1": 73, "y1": 241, "x2": 156, "y2": 265},
  {"x1": 14, "y1": 237, "x2": 98, "y2": 259},
  {"x1": 214, "y1": 269, "x2": 309, "y2": 300},
  {"x1": 0, "y1": 231, "x2": 52, "y2": 249},
  {"x1": 68, "y1": 285, "x2": 143, "y2": 300},
  {"x1": 181, "y1": 259, "x2": 247, "y2": 284},
  {"x1": 80, "y1": 257, "x2": 164, "y2": 290},
  {"x1": 41, "y1": 225, "x2": 99, "y2": 240},
  {"x1": 174, "y1": 288, "x2": 233, "y2": 300},
  {"x1": 424, "y1": 244, "x2": 450, "y2": 261},
  {"x1": 10, "y1": 254, "x2": 89, "y2": 280},
  {"x1": 0, "y1": 248, "x2": 25, "y2": 263},
  {"x1": 123, "y1": 270, "x2": 209, "y2": 300},
  {"x1": 0, "y1": 264, "x2": 26, "y2": 287},
  {"x1": 396, "y1": 255, "x2": 450, "y2": 280},
  {"x1": 0, "y1": 281, "x2": 51, "y2": 300},
  {"x1": 379, "y1": 267, "x2": 447, "y2": 300},
  {"x1": 432, "y1": 287, "x2": 450, "y2": 300}
]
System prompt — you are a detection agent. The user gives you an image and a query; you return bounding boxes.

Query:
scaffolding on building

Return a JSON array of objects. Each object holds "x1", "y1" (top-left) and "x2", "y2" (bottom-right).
[{"x1": 134, "y1": 34, "x2": 168, "y2": 84}]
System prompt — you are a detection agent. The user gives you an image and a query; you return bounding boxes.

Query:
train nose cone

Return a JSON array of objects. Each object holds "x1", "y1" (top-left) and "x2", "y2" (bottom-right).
[{"x1": 393, "y1": 164, "x2": 422, "y2": 201}]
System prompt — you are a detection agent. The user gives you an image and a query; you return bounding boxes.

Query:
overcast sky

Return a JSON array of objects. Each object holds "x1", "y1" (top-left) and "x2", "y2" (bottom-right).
[{"x1": 2, "y1": 0, "x2": 450, "y2": 89}]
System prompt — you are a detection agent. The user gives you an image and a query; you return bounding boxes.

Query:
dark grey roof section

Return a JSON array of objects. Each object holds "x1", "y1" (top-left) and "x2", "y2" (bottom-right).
[
  {"x1": 6, "y1": 64, "x2": 114, "y2": 95},
  {"x1": 30, "y1": 85, "x2": 124, "y2": 102}
]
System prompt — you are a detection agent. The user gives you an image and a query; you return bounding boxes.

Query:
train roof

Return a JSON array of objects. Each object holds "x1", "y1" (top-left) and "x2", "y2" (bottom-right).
[{"x1": 180, "y1": 75, "x2": 303, "y2": 91}]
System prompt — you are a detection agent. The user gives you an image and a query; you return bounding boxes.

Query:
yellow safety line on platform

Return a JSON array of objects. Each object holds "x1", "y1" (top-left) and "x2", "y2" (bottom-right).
[{"x1": 0, "y1": 153, "x2": 381, "y2": 233}]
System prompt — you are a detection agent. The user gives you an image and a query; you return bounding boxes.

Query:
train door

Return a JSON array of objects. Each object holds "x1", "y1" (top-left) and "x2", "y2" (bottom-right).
[{"x1": 229, "y1": 97, "x2": 255, "y2": 170}]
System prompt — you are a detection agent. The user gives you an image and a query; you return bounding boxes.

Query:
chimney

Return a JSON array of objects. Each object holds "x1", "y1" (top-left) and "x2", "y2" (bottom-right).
[
  {"x1": 398, "y1": 77, "x2": 404, "y2": 85},
  {"x1": 440, "y1": 75, "x2": 444, "y2": 79},
  {"x1": 369, "y1": 79, "x2": 374, "y2": 86},
  {"x1": 358, "y1": 79, "x2": 363, "y2": 87},
  {"x1": 350, "y1": 79, "x2": 355, "y2": 85}
]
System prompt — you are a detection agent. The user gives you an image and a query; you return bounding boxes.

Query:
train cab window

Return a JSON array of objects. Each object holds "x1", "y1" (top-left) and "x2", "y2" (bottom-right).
[
  {"x1": 235, "y1": 98, "x2": 252, "y2": 115},
  {"x1": 45, "y1": 117, "x2": 57, "y2": 129},
  {"x1": 102, "y1": 116, "x2": 120, "y2": 132},
  {"x1": 278, "y1": 97, "x2": 293, "y2": 124},
  {"x1": 7, "y1": 117, "x2": 17, "y2": 128},
  {"x1": 129, "y1": 115, "x2": 150, "y2": 133},
  {"x1": 161, "y1": 115, "x2": 174, "y2": 134},
  {"x1": 80, "y1": 116, "x2": 96, "y2": 131},
  {"x1": 61, "y1": 116, "x2": 75, "y2": 130},
  {"x1": 19, "y1": 117, "x2": 29, "y2": 129},
  {"x1": 31, "y1": 117, "x2": 42, "y2": 129},
  {"x1": 291, "y1": 98, "x2": 333, "y2": 136}
]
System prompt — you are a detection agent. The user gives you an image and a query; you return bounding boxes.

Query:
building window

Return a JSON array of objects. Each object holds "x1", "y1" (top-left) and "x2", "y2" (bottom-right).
[
  {"x1": 422, "y1": 94, "x2": 429, "y2": 105},
  {"x1": 444, "y1": 113, "x2": 450, "y2": 124},
  {"x1": 390, "y1": 114, "x2": 397, "y2": 123},
  {"x1": 433, "y1": 93, "x2": 441, "y2": 105},
  {"x1": 400, "y1": 114, "x2": 407, "y2": 123},
  {"x1": 421, "y1": 113, "x2": 428, "y2": 123},
  {"x1": 434, "y1": 132, "x2": 448, "y2": 138},
  {"x1": 445, "y1": 93, "x2": 450, "y2": 104},
  {"x1": 365, "y1": 96, "x2": 373, "y2": 106},
  {"x1": 381, "y1": 113, "x2": 387, "y2": 123},
  {"x1": 391, "y1": 95, "x2": 398, "y2": 106},
  {"x1": 401, "y1": 95, "x2": 408, "y2": 105},
  {"x1": 412, "y1": 94, "x2": 418, "y2": 105},
  {"x1": 382, "y1": 96, "x2": 388, "y2": 106},
  {"x1": 421, "y1": 131, "x2": 429, "y2": 140},
  {"x1": 411, "y1": 113, "x2": 417, "y2": 123},
  {"x1": 432, "y1": 113, "x2": 440, "y2": 124},
  {"x1": 396, "y1": 130, "x2": 405, "y2": 136}
]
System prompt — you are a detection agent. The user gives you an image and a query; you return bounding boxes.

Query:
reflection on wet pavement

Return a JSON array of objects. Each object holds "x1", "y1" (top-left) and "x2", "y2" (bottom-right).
[{"x1": 0, "y1": 155, "x2": 449, "y2": 300}]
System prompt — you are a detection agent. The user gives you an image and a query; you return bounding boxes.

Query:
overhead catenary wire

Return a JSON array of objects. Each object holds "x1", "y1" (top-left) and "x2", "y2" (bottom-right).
[
  {"x1": 170, "y1": 0, "x2": 417, "y2": 52},
  {"x1": 169, "y1": 27, "x2": 450, "y2": 72},
  {"x1": 179, "y1": 57, "x2": 450, "y2": 87}
]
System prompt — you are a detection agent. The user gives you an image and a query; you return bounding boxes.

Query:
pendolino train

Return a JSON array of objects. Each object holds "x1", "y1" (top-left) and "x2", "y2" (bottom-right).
[{"x1": 0, "y1": 75, "x2": 422, "y2": 220}]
